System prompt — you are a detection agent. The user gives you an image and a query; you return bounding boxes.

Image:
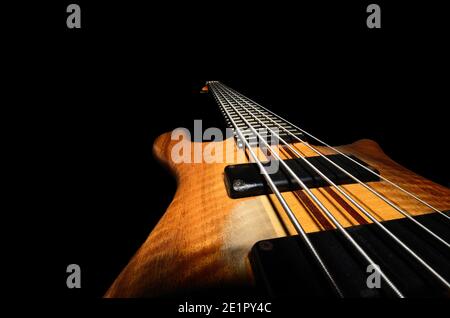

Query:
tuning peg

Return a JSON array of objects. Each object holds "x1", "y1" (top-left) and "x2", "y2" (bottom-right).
[{"x1": 200, "y1": 85, "x2": 209, "y2": 94}]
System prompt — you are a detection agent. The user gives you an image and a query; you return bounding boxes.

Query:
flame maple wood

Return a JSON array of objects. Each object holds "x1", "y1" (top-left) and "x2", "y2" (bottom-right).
[{"x1": 105, "y1": 132, "x2": 450, "y2": 297}]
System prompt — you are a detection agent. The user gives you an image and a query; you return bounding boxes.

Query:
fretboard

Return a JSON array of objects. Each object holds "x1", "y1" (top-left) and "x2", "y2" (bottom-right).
[{"x1": 208, "y1": 81, "x2": 305, "y2": 148}]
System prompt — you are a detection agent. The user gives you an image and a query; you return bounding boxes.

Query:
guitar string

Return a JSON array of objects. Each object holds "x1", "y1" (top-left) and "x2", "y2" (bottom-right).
[
  {"x1": 210, "y1": 82, "x2": 404, "y2": 297},
  {"x1": 219, "y1": 82, "x2": 450, "y2": 248},
  {"x1": 219, "y1": 82, "x2": 450, "y2": 222},
  {"x1": 212, "y1": 82, "x2": 404, "y2": 297},
  {"x1": 216, "y1": 83, "x2": 450, "y2": 289},
  {"x1": 218, "y1": 84, "x2": 450, "y2": 248},
  {"x1": 209, "y1": 84, "x2": 344, "y2": 298}
]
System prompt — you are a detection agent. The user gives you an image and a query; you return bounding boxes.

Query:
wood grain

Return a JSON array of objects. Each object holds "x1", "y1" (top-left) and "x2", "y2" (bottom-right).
[{"x1": 104, "y1": 131, "x2": 450, "y2": 297}]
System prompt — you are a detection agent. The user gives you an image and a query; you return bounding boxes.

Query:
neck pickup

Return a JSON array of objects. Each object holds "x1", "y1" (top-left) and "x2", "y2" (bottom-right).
[{"x1": 224, "y1": 154, "x2": 379, "y2": 199}]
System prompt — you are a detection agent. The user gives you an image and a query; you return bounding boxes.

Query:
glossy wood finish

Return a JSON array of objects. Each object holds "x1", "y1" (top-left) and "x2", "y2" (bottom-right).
[{"x1": 105, "y1": 131, "x2": 450, "y2": 297}]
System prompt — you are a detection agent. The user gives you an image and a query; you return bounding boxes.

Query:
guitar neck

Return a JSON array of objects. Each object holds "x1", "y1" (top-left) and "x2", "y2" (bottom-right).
[{"x1": 208, "y1": 81, "x2": 305, "y2": 148}]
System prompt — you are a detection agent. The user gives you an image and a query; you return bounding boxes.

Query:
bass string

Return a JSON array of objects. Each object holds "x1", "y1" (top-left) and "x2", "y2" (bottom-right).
[
  {"x1": 221, "y1": 82, "x2": 450, "y2": 222},
  {"x1": 219, "y1": 82, "x2": 450, "y2": 244},
  {"x1": 209, "y1": 82, "x2": 344, "y2": 298},
  {"x1": 212, "y1": 82, "x2": 404, "y2": 297},
  {"x1": 216, "y1": 82, "x2": 450, "y2": 289},
  {"x1": 279, "y1": 145, "x2": 370, "y2": 226}
]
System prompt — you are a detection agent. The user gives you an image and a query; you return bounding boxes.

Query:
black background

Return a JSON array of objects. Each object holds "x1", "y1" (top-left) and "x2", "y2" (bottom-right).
[{"x1": 12, "y1": 0, "x2": 449, "y2": 308}]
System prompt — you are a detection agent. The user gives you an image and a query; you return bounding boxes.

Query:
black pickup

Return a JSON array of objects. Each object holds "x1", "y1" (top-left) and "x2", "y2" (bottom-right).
[
  {"x1": 224, "y1": 154, "x2": 380, "y2": 199},
  {"x1": 249, "y1": 211, "x2": 450, "y2": 297}
]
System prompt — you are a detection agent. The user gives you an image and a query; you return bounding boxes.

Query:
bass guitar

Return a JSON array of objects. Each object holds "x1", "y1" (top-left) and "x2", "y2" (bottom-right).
[{"x1": 105, "y1": 81, "x2": 450, "y2": 298}]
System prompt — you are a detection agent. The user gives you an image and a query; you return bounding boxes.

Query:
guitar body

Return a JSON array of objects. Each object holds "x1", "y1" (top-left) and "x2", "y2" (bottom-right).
[{"x1": 105, "y1": 131, "x2": 450, "y2": 297}]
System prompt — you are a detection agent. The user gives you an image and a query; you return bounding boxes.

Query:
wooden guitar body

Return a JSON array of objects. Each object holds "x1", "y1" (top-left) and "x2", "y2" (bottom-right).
[{"x1": 105, "y1": 131, "x2": 450, "y2": 298}]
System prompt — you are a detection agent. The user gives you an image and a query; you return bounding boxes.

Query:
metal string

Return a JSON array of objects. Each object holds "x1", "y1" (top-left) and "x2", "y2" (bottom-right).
[
  {"x1": 219, "y1": 82, "x2": 450, "y2": 244},
  {"x1": 216, "y1": 82, "x2": 450, "y2": 289},
  {"x1": 209, "y1": 83, "x2": 344, "y2": 297},
  {"x1": 210, "y1": 81, "x2": 404, "y2": 297},
  {"x1": 220, "y1": 83, "x2": 450, "y2": 220}
]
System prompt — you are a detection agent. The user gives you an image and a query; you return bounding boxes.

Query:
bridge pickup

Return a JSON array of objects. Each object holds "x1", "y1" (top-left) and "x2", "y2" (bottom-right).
[
  {"x1": 249, "y1": 211, "x2": 450, "y2": 297},
  {"x1": 224, "y1": 154, "x2": 380, "y2": 199}
]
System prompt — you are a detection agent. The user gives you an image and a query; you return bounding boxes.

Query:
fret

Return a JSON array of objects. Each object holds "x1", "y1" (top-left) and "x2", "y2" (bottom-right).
[
  {"x1": 215, "y1": 89, "x2": 305, "y2": 148},
  {"x1": 213, "y1": 83, "x2": 304, "y2": 147}
]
